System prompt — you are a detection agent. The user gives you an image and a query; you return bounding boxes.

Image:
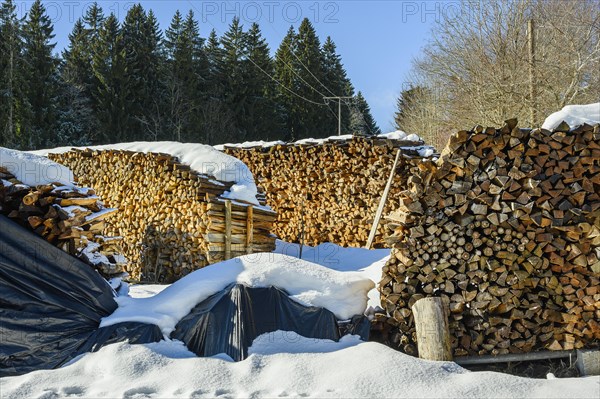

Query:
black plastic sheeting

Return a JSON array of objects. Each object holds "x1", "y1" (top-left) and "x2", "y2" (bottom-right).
[
  {"x1": 0, "y1": 216, "x2": 161, "y2": 377},
  {"x1": 1, "y1": 214, "x2": 370, "y2": 376},
  {"x1": 171, "y1": 283, "x2": 370, "y2": 361}
]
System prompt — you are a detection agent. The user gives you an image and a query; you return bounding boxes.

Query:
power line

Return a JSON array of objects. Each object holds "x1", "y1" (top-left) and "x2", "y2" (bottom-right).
[
  {"x1": 187, "y1": 1, "x2": 327, "y2": 107},
  {"x1": 249, "y1": 6, "x2": 339, "y2": 99},
  {"x1": 276, "y1": 56, "x2": 329, "y2": 99}
]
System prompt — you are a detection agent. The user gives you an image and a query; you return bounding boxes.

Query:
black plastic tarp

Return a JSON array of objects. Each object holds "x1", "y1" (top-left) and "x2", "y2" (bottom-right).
[
  {"x1": 1, "y1": 214, "x2": 371, "y2": 376},
  {"x1": 171, "y1": 283, "x2": 370, "y2": 361},
  {"x1": 0, "y1": 216, "x2": 161, "y2": 377}
]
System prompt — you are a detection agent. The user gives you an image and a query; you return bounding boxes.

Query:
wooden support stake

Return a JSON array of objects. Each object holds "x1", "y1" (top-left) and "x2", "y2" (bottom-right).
[
  {"x1": 366, "y1": 149, "x2": 401, "y2": 249},
  {"x1": 225, "y1": 200, "x2": 232, "y2": 260},
  {"x1": 412, "y1": 297, "x2": 452, "y2": 361},
  {"x1": 246, "y1": 206, "x2": 253, "y2": 254}
]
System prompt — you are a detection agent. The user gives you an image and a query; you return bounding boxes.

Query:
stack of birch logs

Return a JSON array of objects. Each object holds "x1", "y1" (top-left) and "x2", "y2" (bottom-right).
[
  {"x1": 224, "y1": 137, "x2": 431, "y2": 247},
  {"x1": 48, "y1": 149, "x2": 276, "y2": 282},
  {"x1": 377, "y1": 119, "x2": 600, "y2": 356},
  {"x1": 0, "y1": 167, "x2": 126, "y2": 277}
]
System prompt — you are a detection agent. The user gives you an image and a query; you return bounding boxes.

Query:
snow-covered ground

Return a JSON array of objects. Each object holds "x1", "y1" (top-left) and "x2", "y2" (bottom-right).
[
  {"x1": 542, "y1": 102, "x2": 600, "y2": 130},
  {"x1": 2, "y1": 330, "x2": 598, "y2": 398},
  {"x1": 2, "y1": 242, "x2": 598, "y2": 399}
]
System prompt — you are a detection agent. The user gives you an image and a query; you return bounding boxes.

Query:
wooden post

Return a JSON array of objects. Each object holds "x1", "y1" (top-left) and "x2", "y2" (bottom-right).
[
  {"x1": 366, "y1": 149, "x2": 401, "y2": 249},
  {"x1": 411, "y1": 297, "x2": 452, "y2": 361},
  {"x1": 246, "y1": 206, "x2": 253, "y2": 254},
  {"x1": 224, "y1": 200, "x2": 232, "y2": 260},
  {"x1": 528, "y1": 18, "x2": 536, "y2": 125}
]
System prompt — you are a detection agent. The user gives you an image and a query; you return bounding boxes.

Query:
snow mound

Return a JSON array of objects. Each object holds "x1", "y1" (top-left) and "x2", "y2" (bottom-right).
[
  {"x1": 248, "y1": 331, "x2": 363, "y2": 355},
  {"x1": 0, "y1": 147, "x2": 74, "y2": 187},
  {"x1": 31, "y1": 141, "x2": 261, "y2": 206},
  {"x1": 2, "y1": 339, "x2": 597, "y2": 399},
  {"x1": 542, "y1": 103, "x2": 600, "y2": 130},
  {"x1": 101, "y1": 253, "x2": 374, "y2": 335},
  {"x1": 379, "y1": 130, "x2": 423, "y2": 142},
  {"x1": 214, "y1": 140, "x2": 286, "y2": 150},
  {"x1": 274, "y1": 240, "x2": 390, "y2": 312}
]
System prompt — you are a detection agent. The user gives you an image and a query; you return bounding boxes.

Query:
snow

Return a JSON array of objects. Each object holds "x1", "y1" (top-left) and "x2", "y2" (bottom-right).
[
  {"x1": 84, "y1": 207, "x2": 116, "y2": 222},
  {"x1": 542, "y1": 103, "x2": 600, "y2": 130},
  {"x1": 2, "y1": 242, "x2": 599, "y2": 398},
  {"x1": 273, "y1": 240, "x2": 389, "y2": 311},
  {"x1": 379, "y1": 129, "x2": 423, "y2": 142},
  {"x1": 294, "y1": 134, "x2": 355, "y2": 145},
  {"x1": 2, "y1": 337, "x2": 597, "y2": 399},
  {"x1": 102, "y1": 253, "x2": 375, "y2": 335},
  {"x1": 215, "y1": 131, "x2": 425, "y2": 150},
  {"x1": 59, "y1": 205, "x2": 89, "y2": 218},
  {"x1": 403, "y1": 145, "x2": 435, "y2": 158},
  {"x1": 248, "y1": 331, "x2": 364, "y2": 355},
  {"x1": 214, "y1": 140, "x2": 286, "y2": 150},
  {"x1": 0, "y1": 147, "x2": 74, "y2": 187},
  {"x1": 32, "y1": 141, "x2": 263, "y2": 206}
]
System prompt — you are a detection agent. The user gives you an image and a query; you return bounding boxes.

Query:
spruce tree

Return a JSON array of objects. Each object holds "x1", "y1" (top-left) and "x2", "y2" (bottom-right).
[
  {"x1": 0, "y1": 0, "x2": 25, "y2": 148},
  {"x1": 244, "y1": 22, "x2": 281, "y2": 140},
  {"x1": 122, "y1": 5, "x2": 164, "y2": 140},
  {"x1": 293, "y1": 18, "x2": 327, "y2": 139},
  {"x1": 22, "y1": 0, "x2": 59, "y2": 149},
  {"x1": 202, "y1": 28, "x2": 237, "y2": 144},
  {"x1": 62, "y1": 3, "x2": 105, "y2": 144},
  {"x1": 321, "y1": 37, "x2": 353, "y2": 135},
  {"x1": 83, "y1": 2, "x2": 104, "y2": 39},
  {"x1": 164, "y1": 10, "x2": 207, "y2": 142},
  {"x1": 92, "y1": 14, "x2": 128, "y2": 143},
  {"x1": 274, "y1": 26, "x2": 298, "y2": 140},
  {"x1": 350, "y1": 92, "x2": 381, "y2": 136},
  {"x1": 394, "y1": 85, "x2": 427, "y2": 130},
  {"x1": 220, "y1": 17, "x2": 248, "y2": 140}
]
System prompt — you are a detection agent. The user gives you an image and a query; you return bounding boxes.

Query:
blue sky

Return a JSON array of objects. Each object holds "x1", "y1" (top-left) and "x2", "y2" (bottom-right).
[{"x1": 17, "y1": 1, "x2": 438, "y2": 132}]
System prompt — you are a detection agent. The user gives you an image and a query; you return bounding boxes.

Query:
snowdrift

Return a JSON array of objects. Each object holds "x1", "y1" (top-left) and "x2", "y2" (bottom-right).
[
  {"x1": 542, "y1": 103, "x2": 600, "y2": 131},
  {"x1": 2, "y1": 336, "x2": 598, "y2": 399}
]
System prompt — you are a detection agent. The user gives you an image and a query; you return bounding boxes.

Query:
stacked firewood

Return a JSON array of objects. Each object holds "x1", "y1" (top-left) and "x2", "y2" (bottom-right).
[
  {"x1": 48, "y1": 149, "x2": 276, "y2": 283},
  {"x1": 376, "y1": 120, "x2": 600, "y2": 356},
  {"x1": 0, "y1": 167, "x2": 126, "y2": 277},
  {"x1": 224, "y1": 137, "x2": 431, "y2": 248}
]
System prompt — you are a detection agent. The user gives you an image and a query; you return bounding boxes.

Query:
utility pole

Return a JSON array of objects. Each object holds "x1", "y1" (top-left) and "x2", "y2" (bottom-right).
[
  {"x1": 528, "y1": 19, "x2": 536, "y2": 126},
  {"x1": 324, "y1": 96, "x2": 353, "y2": 136}
]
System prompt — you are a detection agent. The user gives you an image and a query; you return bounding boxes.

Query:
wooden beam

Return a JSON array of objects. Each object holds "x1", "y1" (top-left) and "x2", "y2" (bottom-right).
[
  {"x1": 225, "y1": 200, "x2": 232, "y2": 260},
  {"x1": 366, "y1": 149, "x2": 401, "y2": 249},
  {"x1": 246, "y1": 205, "x2": 253, "y2": 254}
]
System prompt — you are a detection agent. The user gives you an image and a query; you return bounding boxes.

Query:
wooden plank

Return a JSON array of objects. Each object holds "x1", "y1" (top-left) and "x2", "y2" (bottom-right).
[
  {"x1": 225, "y1": 200, "x2": 232, "y2": 260},
  {"x1": 246, "y1": 206, "x2": 254, "y2": 254},
  {"x1": 366, "y1": 149, "x2": 401, "y2": 249}
]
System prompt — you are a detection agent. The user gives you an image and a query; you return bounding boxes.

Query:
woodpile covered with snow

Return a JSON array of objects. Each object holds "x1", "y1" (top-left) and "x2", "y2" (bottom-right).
[
  {"x1": 47, "y1": 147, "x2": 276, "y2": 282},
  {"x1": 0, "y1": 158, "x2": 125, "y2": 277},
  {"x1": 376, "y1": 119, "x2": 600, "y2": 356},
  {"x1": 223, "y1": 135, "x2": 433, "y2": 248}
]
